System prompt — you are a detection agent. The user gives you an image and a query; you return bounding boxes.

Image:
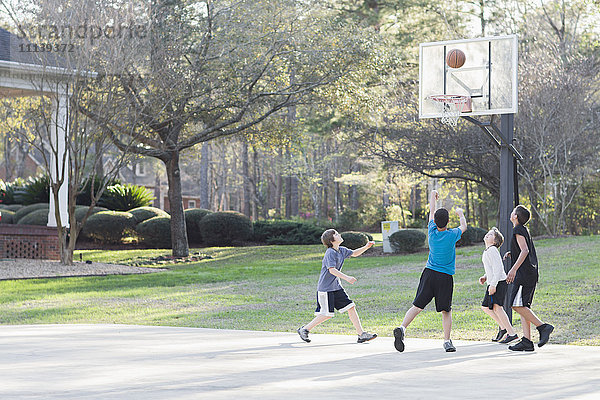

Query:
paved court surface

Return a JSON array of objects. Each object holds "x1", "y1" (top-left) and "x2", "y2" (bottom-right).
[{"x1": 0, "y1": 324, "x2": 599, "y2": 399}]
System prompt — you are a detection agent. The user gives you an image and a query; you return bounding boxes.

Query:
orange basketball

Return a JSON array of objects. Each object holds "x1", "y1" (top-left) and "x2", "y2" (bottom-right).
[{"x1": 446, "y1": 49, "x2": 466, "y2": 68}]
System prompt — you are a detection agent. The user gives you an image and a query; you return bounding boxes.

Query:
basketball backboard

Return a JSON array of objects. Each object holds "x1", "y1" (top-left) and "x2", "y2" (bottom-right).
[{"x1": 419, "y1": 35, "x2": 518, "y2": 119}]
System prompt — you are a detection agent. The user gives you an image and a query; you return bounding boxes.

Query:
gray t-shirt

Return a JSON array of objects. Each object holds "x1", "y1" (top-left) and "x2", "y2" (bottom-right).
[{"x1": 317, "y1": 246, "x2": 354, "y2": 292}]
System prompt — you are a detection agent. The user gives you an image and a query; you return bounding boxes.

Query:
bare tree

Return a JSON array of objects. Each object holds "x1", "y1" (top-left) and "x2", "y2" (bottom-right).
[
  {"x1": 517, "y1": 43, "x2": 600, "y2": 235},
  {"x1": 1, "y1": 0, "x2": 143, "y2": 263},
  {"x1": 76, "y1": 0, "x2": 373, "y2": 256}
]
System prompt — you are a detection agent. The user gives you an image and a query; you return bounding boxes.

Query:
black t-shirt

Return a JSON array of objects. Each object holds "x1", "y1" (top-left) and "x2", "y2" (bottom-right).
[{"x1": 510, "y1": 224, "x2": 538, "y2": 286}]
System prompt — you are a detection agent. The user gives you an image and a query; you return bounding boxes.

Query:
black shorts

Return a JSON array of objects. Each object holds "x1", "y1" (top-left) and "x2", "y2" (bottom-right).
[
  {"x1": 508, "y1": 284, "x2": 536, "y2": 308},
  {"x1": 413, "y1": 268, "x2": 454, "y2": 312},
  {"x1": 481, "y1": 280, "x2": 508, "y2": 309},
  {"x1": 314, "y1": 289, "x2": 355, "y2": 317}
]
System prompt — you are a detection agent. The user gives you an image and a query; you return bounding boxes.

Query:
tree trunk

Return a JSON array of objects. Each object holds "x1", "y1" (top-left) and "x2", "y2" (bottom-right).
[
  {"x1": 4, "y1": 135, "x2": 11, "y2": 181},
  {"x1": 65, "y1": 188, "x2": 81, "y2": 266},
  {"x1": 15, "y1": 137, "x2": 27, "y2": 179},
  {"x1": 275, "y1": 150, "x2": 283, "y2": 217},
  {"x1": 477, "y1": 184, "x2": 488, "y2": 229},
  {"x1": 349, "y1": 186, "x2": 358, "y2": 210},
  {"x1": 323, "y1": 172, "x2": 329, "y2": 220},
  {"x1": 349, "y1": 162, "x2": 359, "y2": 210},
  {"x1": 94, "y1": 139, "x2": 104, "y2": 177},
  {"x1": 199, "y1": 142, "x2": 210, "y2": 209},
  {"x1": 465, "y1": 180, "x2": 470, "y2": 224},
  {"x1": 154, "y1": 170, "x2": 161, "y2": 208},
  {"x1": 285, "y1": 176, "x2": 291, "y2": 218},
  {"x1": 241, "y1": 138, "x2": 251, "y2": 217},
  {"x1": 49, "y1": 182, "x2": 71, "y2": 265},
  {"x1": 164, "y1": 151, "x2": 189, "y2": 257},
  {"x1": 252, "y1": 146, "x2": 259, "y2": 220},
  {"x1": 290, "y1": 175, "x2": 299, "y2": 217}
]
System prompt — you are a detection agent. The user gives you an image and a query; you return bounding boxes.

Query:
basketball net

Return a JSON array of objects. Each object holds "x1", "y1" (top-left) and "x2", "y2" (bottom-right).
[{"x1": 427, "y1": 95, "x2": 472, "y2": 127}]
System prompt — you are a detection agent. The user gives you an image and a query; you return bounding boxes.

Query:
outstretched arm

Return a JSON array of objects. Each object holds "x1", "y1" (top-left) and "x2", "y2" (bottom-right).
[
  {"x1": 352, "y1": 241, "x2": 375, "y2": 257},
  {"x1": 429, "y1": 190, "x2": 439, "y2": 221},
  {"x1": 455, "y1": 207, "x2": 467, "y2": 233}
]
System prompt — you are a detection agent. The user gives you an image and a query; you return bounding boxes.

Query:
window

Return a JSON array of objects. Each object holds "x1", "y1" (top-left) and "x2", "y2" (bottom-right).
[
  {"x1": 135, "y1": 163, "x2": 146, "y2": 176},
  {"x1": 188, "y1": 200, "x2": 196, "y2": 208}
]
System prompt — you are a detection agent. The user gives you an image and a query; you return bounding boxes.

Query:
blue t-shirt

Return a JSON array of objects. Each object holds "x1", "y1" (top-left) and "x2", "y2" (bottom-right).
[
  {"x1": 426, "y1": 220, "x2": 463, "y2": 275},
  {"x1": 317, "y1": 246, "x2": 354, "y2": 292}
]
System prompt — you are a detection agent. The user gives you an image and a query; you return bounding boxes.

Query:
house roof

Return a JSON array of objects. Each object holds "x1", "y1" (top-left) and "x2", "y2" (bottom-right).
[{"x1": 0, "y1": 27, "x2": 68, "y2": 68}]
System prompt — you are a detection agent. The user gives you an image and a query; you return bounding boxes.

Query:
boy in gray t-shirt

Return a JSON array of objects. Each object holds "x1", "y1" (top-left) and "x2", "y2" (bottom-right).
[{"x1": 297, "y1": 229, "x2": 377, "y2": 344}]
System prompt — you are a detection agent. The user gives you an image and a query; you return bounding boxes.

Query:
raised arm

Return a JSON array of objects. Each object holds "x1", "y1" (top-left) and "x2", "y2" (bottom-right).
[
  {"x1": 429, "y1": 190, "x2": 439, "y2": 221},
  {"x1": 455, "y1": 207, "x2": 467, "y2": 233}
]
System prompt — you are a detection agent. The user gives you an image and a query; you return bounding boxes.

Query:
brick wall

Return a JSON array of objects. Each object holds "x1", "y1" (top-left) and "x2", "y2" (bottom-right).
[
  {"x1": 163, "y1": 196, "x2": 202, "y2": 212},
  {"x1": 0, "y1": 225, "x2": 60, "y2": 260}
]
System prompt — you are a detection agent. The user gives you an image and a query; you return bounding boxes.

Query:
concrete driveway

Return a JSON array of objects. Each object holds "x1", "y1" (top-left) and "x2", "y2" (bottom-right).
[{"x1": 0, "y1": 324, "x2": 598, "y2": 399}]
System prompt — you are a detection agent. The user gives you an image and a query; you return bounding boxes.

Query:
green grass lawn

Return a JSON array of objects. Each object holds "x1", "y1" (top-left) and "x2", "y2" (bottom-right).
[{"x1": 0, "y1": 235, "x2": 598, "y2": 345}]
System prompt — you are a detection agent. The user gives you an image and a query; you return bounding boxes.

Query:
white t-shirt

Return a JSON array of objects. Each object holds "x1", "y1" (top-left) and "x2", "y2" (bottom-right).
[{"x1": 482, "y1": 246, "x2": 507, "y2": 288}]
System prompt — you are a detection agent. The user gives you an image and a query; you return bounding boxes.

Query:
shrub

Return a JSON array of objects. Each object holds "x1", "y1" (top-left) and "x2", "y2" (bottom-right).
[
  {"x1": 76, "y1": 176, "x2": 121, "y2": 206},
  {"x1": 0, "y1": 209, "x2": 16, "y2": 224},
  {"x1": 199, "y1": 211, "x2": 253, "y2": 246},
  {"x1": 340, "y1": 231, "x2": 369, "y2": 250},
  {"x1": 14, "y1": 175, "x2": 50, "y2": 205},
  {"x1": 81, "y1": 211, "x2": 136, "y2": 243},
  {"x1": 457, "y1": 227, "x2": 488, "y2": 247},
  {"x1": 129, "y1": 206, "x2": 169, "y2": 224},
  {"x1": 185, "y1": 208, "x2": 212, "y2": 244},
  {"x1": 136, "y1": 216, "x2": 172, "y2": 248},
  {"x1": 252, "y1": 220, "x2": 322, "y2": 245},
  {"x1": 266, "y1": 224, "x2": 323, "y2": 245},
  {"x1": 74, "y1": 206, "x2": 109, "y2": 223},
  {"x1": 0, "y1": 179, "x2": 22, "y2": 205},
  {"x1": 17, "y1": 209, "x2": 48, "y2": 226},
  {"x1": 98, "y1": 184, "x2": 154, "y2": 211},
  {"x1": 2, "y1": 204, "x2": 24, "y2": 212},
  {"x1": 75, "y1": 206, "x2": 109, "y2": 240},
  {"x1": 389, "y1": 229, "x2": 426, "y2": 253},
  {"x1": 253, "y1": 220, "x2": 304, "y2": 242},
  {"x1": 14, "y1": 203, "x2": 49, "y2": 223}
]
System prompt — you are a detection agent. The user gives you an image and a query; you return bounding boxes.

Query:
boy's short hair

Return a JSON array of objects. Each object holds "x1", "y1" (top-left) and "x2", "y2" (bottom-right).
[
  {"x1": 434, "y1": 208, "x2": 449, "y2": 229},
  {"x1": 514, "y1": 205, "x2": 531, "y2": 225},
  {"x1": 489, "y1": 227, "x2": 504, "y2": 248},
  {"x1": 321, "y1": 229, "x2": 337, "y2": 248}
]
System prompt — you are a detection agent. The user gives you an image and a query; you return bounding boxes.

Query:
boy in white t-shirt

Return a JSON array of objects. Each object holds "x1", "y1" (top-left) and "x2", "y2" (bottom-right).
[{"x1": 478, "y1": 227, "x2": 518, "y2": 344}]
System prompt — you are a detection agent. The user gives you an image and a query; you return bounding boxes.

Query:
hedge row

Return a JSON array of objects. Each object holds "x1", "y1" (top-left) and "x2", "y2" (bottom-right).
[{"x1": 388, "y1": 226, "x2": 490, "y2": 253}]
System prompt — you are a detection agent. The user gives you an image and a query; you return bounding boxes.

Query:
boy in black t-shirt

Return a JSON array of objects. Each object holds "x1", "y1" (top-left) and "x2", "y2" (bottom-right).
[{"x1": 503, "y1": 205, "x2": 554, "y2": 351}]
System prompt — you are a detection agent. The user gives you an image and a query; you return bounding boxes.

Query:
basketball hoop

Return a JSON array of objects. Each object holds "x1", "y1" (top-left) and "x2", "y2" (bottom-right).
[{"x1": 427, "y1": 95, "x2": 472, "y2": 126}]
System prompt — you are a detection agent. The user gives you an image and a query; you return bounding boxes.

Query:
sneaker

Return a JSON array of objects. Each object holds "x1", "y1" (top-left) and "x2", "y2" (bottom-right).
[
  {"x1": 492, "y1": 328, "x2": 507, "y2": 342},
  {"x1": 499, "y1": 334, "x2": 519, "y2": 344},
  {"x1": 537, "y1": 323, "x2": 554, "y2": 347},
  {"x1": 508, "y1": 337, "x2": 534, "y2": 352},
  {"x1": 393, "y1": 327, "x2": 405, "y2": 352},
  {"x1": 297, "y1": 327, "x2": 310, "y2": 343},
  {"x1": 443, "y1": 340, "x2": 456, "y2": 352},
  {"x1": 357, "y1": 332, "x2": 377, "y2": 343}
]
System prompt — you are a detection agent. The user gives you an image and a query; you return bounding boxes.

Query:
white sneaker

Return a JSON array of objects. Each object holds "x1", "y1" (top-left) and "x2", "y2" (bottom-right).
[
  {"x1": 297, "y1": 327, "x2": 310, "y2": 343},
  {"x1": 357, "y1": 331, "x2": 377, "y2": 343}
]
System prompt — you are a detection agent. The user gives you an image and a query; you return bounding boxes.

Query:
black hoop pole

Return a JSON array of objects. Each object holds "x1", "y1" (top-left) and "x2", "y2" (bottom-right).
[{"x1": 499, "y1": 114, "x2": 516, "y2": 323}]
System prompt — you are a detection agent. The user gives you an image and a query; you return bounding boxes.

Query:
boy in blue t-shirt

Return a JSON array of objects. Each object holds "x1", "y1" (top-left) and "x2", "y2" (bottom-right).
[
  {"x1": 394, "y1": 190, "x2": 467, "y2": 353},
  {"x1": 297, "y1": 229, "x2": 377, "y2": 344}
]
